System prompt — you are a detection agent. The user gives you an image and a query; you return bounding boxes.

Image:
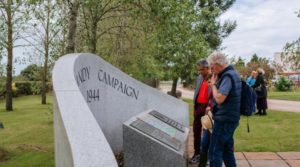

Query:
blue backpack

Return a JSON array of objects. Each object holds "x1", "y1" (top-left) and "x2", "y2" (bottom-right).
[
  {"x1": 226, "y1": 75, "x2": 257, "y2": 132},
  {"x1": 225, "y1": 74, "x2": 257, "y2": 116},
  {"x1": 240, "y1": 80, "x2": 257, "y2": 116}
]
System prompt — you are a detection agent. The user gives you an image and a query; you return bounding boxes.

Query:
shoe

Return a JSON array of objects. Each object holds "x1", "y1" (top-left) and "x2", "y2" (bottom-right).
[
  {"x1": 255, "y1": 112, "x2": 262, "y2": 115},
  {"x1": 189, "y1": 154, "x2": 200, "y2": 164},
  {"x1": 198, "y1": 152, "x2": 208, "y2": 167}
]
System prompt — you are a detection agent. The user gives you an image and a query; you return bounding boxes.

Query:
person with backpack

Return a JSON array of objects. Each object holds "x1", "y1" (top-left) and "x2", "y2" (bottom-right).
[
  {"x1": 252, "y1": 68, "x2": 268, "y2": 115},
  {"x1": 207, "y1": 52, "x2": 241, "y2": 167}
]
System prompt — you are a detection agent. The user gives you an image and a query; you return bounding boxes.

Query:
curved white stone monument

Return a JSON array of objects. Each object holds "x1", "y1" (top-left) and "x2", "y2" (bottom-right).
[{"x1": 53, "y1": 53, "x2": 189, "y2": 167}]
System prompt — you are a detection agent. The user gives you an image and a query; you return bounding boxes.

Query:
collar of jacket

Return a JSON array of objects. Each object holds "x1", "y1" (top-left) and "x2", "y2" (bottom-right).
[{"x1": 217, "y1": 65, "x2": 234, "y2": 78}]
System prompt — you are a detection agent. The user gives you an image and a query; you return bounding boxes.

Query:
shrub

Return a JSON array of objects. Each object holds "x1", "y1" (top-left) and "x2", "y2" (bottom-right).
[
  {"x1": 12, "y1": 83, "x2": 18, "y2": 97},
  {"x1": 15, "y1": 82, "x2": 32, "y2": 95},
  {"x1": 0, "y1": 82, "x2": 5, "y2": 98},
  {"x1": 31, "y1": 82, "x2": 41, "y2": 95},
  {"x1": 275, "y1": 76, "x2": 293, "y2": 91}
]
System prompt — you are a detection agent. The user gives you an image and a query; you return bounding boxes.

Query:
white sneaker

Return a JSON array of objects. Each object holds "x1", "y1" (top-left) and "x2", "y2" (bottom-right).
[{"x1": 189, "y1": 154, "x2": 200, "y2": 164}]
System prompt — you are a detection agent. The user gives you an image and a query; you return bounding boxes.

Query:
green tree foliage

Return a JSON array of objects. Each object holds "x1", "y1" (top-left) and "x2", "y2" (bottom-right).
[
  {"x1": 246, "y1": 54, "x2": 275, "y2": 82},
  {"x1": 232, "y1": 56, "x2": 247, "y2": 78},
  {"x1": 148, "y1": 0, "x2": 210, "y2": 94},
  {"x1": 232, "y1": 54, "x2": 275, "y2": 82},
  {"x1": 78, "y1": 0, "x2": 124, "y2": 53},
  {"x1": 136, "y1": 0, "x2": 237, "y2": 95},
  {"x1": 74, "y1": 0, "x2": 162, "y2": 82},
  {"x1": 282, "y1": 10, "x2": 300, "y2": 71},
  {"x1": 195, "y1": 0, "x2": 237, "y2": 49},
  {"x1": 0, "y1": 0, "x2": 238, "y2": 100},
  {"x1": 20, "y1": 64, "x2": 42, "y2": 81},
  {"x1": 250, "y1": 53, "x2": 259, "y2": 62},
  {"x1": 275, "y1": 76, "x2": 292, "y2": 91},
  {"x1": 283, "y1": 39, "x2": 300, "y2": 71}
]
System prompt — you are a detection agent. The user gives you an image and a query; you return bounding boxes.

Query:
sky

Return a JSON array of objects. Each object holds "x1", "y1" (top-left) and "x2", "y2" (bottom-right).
[
  {"x1": 10, "y1": 0, "x2": 300, "y2": 75},
  {"x1": 220, "y1": 0, "x2": 300, "y2": 62}
]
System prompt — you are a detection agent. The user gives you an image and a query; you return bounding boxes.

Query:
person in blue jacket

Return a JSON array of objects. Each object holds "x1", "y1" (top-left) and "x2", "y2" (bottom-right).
[
  {"x1": 246, "y1": 71, "x2": 257, "y2": 86},
  {"x1": 207, "y1": 52, "x2": 242, "y2": 167}
]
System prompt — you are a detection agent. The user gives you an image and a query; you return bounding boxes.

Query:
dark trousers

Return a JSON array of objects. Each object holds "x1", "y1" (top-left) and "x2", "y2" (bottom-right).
[
  {"x1": 193, "y1": 103, "x2": 207, "y2": 155},
  {"x1": 198, "y1": 129, "x2": 211, "y2": 167},
  {"x1": 201, "y1": 129, "x2": 211, "y2": 153},
  {"x1": 209, "y1": 121, "x2": 239, "y2": 167}
]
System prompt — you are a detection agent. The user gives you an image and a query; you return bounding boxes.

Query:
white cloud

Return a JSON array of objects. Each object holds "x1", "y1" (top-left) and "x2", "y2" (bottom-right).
[{"x1": 220, "y1": 0, "x2": 300, "y2": 62}]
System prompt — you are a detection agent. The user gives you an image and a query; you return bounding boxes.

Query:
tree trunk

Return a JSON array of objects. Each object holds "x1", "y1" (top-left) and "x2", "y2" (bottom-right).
[
  {"x1": 90, "y1": 20, "x2": 97, "y2": 53},
  {"x1": 41, "y1": 0, "x2": 50, "y2": 105},
  {"x1": 41, "y1": 50, "x2": 48, "y2": 104},
  {"x1": 66, "y1": 0, "x2": 80, "y2": 54},
  {"x1": 5, "y1": 0, "x2": 13, "y2": 111},
  {"x1": 170, "y1": 77, "x2": 178, "y2": 97}
]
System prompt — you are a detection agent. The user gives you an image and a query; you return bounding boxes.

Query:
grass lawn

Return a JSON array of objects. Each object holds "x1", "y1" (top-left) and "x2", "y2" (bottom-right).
[
  {"x1": 183, "y1": 98, "x2": 300, "y2": 152},
  {"x1": 0, "y1": 95, "x2": 54, "y2": 167},
  {"x1": 0, "y1": 95, "x2": 299, "y2": 166},
  {"x1": 268, "y1": 90, "x2": 300, "y2": 101}
]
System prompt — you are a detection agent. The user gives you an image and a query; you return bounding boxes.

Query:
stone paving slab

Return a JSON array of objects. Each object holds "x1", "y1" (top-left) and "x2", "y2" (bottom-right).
[
  {"x1": 244, "y1": 152, "x2": 281, "y2": 160},
  {"x1": 236, "y1": 160, "x2": 250, "y2": 167},
  {"x1": 248, "y1": 160, "x2": 290, "y2": 167},
  {"x1": 278, "y1": 152, "x2": 300, "y2": 160},
  {"x1": 186, "y1": 126, "x2": 300, "y2": 167},
  {"x1": 235, "y1": 152, "x2": 246, "y2": 160},
  {"x1": 286, "y1": 160, "x2": 300, "y2": 167}
]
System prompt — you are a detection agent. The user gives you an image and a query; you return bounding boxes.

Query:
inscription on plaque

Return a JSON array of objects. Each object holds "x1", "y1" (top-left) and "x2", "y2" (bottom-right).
[
  {"x1": 130, "y1": 119, "x2": 181, "y2": 151},
  {"x1": 149, "y1": 110, "x2": 185, "y2": 133}
]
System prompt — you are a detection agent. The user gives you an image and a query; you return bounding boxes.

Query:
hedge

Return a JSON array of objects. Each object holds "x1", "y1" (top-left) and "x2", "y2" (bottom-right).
[{"x1": 0, "y1": 81, "x2": 53, "y2": 98}]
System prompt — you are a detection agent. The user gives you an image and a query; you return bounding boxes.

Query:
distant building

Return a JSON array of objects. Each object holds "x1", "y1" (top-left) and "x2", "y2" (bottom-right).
[{"x1": 274, "y1": 52, "x2": 300, "y2": 85}]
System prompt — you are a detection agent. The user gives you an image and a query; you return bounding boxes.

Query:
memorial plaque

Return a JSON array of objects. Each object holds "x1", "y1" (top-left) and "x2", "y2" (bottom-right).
[
  {"x1": 130, "y1": 119, "x2": 181, "y2": 151},
  {"x1": 149, "y1": 110, "x2": 185, "y2": 132},
  {"x1": 124, "y1": 110, "x2": 189, "y2": 167}
]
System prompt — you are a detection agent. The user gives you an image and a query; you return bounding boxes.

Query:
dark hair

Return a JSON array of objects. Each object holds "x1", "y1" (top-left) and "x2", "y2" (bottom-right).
[{"x1": 197, "y1": 59, "x2": 209, "y2": 67}]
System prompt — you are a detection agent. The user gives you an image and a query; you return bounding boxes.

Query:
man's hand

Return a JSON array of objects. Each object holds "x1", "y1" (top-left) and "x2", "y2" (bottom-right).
[
  {"x1": 209, "y1": 74, "x2": 227, "y2": 104},
  {"x1": 208, "y1": 74, "x2": 217, "y2": 86}
]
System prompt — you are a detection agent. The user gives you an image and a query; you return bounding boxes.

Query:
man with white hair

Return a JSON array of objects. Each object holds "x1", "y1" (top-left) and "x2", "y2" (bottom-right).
[{"x1": 207, "y1": 52, "x2": 241, "y2": 167}]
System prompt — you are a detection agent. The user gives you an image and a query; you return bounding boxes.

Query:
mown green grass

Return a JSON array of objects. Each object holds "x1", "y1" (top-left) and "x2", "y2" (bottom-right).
[
  {"x1": 235, "y1": 111, "x2": 300, "y2": 151},
  {"x1": 183, "y1": 98, "x2": 300, "y2": 152},
  {"x1": 268, "y1": 90, "x2": 300, "y2": 101},
  {"x1": 0, "y1": 95, "x2": 54, "y2": 167},
  {"x1": 0, "y1": 95, "x2": 299, "y2": 166}
]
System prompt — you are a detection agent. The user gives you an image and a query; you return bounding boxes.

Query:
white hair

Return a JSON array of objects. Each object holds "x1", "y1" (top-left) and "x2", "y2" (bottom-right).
[
  {"x1": 207, "y1": 51, "x2": 228, "y2": 66},
  {"x1": 257, "y1": 68, "x2": 265, "y2": 75}
]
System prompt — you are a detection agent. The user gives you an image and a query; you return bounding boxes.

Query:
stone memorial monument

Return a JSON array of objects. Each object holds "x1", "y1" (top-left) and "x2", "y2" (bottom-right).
[
  {"x1": 123, "y1": 110, "x2": 189, "y2": 167},
  {"x1": 52, "y1": 53, "x2": 189, "y2": 167}
]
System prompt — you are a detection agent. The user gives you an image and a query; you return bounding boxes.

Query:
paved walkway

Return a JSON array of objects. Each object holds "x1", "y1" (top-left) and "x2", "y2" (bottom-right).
[
  {"x1": 187, "y1": 129, "x2": 300, "y2": 167},
  {"x1": 159, "y1": 84, "x2": 300, "y2": 113}
]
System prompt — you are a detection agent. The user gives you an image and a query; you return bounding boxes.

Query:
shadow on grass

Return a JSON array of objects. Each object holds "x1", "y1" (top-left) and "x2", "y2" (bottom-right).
[{"x1": 0, "y1": 147, "x2": 10, "y2": 163}]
